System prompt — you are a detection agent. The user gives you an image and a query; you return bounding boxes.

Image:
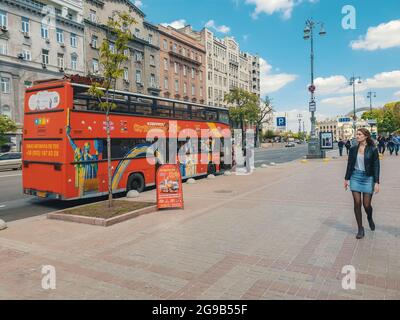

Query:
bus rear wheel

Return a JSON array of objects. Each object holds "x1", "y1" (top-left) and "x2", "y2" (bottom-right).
[
  {"x1": 207, "y1": 163, "x2": 217, "y2": 175},
  {"x1": 127, "y1": 173, "x2": 145, "y2": 193}
]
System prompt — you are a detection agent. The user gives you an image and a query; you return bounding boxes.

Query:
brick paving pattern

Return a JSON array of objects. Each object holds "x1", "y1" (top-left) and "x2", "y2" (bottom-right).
[{"x1": 0, "y1": 152, "x2": 399, "y2": 299}]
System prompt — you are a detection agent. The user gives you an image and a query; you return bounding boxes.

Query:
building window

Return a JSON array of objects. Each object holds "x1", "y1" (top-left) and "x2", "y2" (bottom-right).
[
  {"x1": 41, "y1": 24, "x2": 49, "y2": 39},
  {"x1": 200, "y1": 71, "x2": 203, "y2": 81},
  {"x1": 92, "y1": 58, "x2": 99, "y2": 73},
  {"x1": 200, "y1": 87, "x2": 203, "y2": 97},
  {"x1": 182, "y1": 48, "x2": 186, "y2": 56},
  {"x1": 124, "y1": 48, "x2": 130, "y2": 57},
  {"x1": 174, "y1": 62, "x2": 178, "y2": 74},
  {"x1": 173, "y1": 43, "x2": 177, "y2": 53},
  {"x1": 91, "y1": 35, "x2": 97, "y2": 48},
  {"x1": 22, "y1": 49, "x2": 31, "y2": 61},
  {"x1": 163, "y1": 39, "x2": 167, "y2": 50},
  {"x1": 183, "y1": 65, "x2": 187, "y2": 76},
  {"x1": 135, "y1": 28, "x2": 140, "y2": 38},
  {"x1": 0, "y1": 105, "x2": 11, "y2": 118},
  {"x1": 150, "y1": 74, "x2": 156, "y2": 87},
  {"x1": 174, "y1": 80, "x2": 179, "y2": 92},
  {"x1": 71, "y1": 54, "x2": 77, "y2": 70},
  {"x1": 56, "y1": 28, "x2": 64, "y2": 43},
  {"x1": 191, "y1": 68, "x2": 195, "y2": 79},
  {"x1": 0, "y1": 39, "x2": 7, "y2": 55},
  {"x1": 150, "y1": 55, "x2": 155, "y2": 66},
  {"x1": 0, "y1": 10, "x2": 7, "y2": 28},
  {"x1": 148, "y1": 34, "x2": 153, "y2": 44},
  {"x1": 164, "y1": 77, "x2": 168, "y2": 90},
  {"x1": 163, "y1": 58, "x2": 168, "y2": 71},
  {"x1": 57, "y1": 53, "x2": 64, "y2": 68},
  {"x1": 135, "y1": 70, "x2": 142, "y2": 83},
  {"x1": 89, "y1": 10, "x2": 97, "y2": 23},
  {"x1": 183, "y1": 83, "x2": 187, "y2": 95},
  {"x1": 1, "y1": 77, "x2": 10, "y2": 94},
  {"x1": 191, "y1": 84, "x2": 195, "y2": 96},
  {"x1": 21, "y1": 17, "x2": 29, "y2": 33},
  {"x1": 135, "y1": 51, "x2": 143, "y2": 62},
  {"x1": 41, "y1": 49, "x2": 49, "y2": 65},
  {"x1": 124, "y1": 68, "x2": 129, "y2": 81},
  {"x1": 70, "y1": 33, "x2": 77, "y2": 47},
  {"x1": 109, "y1": 43, "x2": 115, "y2": 53}
]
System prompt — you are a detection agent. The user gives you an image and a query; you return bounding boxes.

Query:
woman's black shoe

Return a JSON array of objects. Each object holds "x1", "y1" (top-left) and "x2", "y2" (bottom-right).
[
  {"x1": 356, "y1": 227, "x2": 365, "y2": 239},
  {"x1": 367, "y1": 216, "x2": 376, "y2": 231}
]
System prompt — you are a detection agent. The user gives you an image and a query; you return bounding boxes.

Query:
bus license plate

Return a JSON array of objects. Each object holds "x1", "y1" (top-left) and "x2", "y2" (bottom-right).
[{"x1": 37, "y1": 191, "x2": 47, "y2": 198}]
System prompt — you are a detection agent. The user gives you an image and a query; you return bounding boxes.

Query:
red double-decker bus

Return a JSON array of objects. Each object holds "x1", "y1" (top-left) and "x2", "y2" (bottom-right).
[{"x1": 22, "y1": 78, "x2": 231, "y2": 200}]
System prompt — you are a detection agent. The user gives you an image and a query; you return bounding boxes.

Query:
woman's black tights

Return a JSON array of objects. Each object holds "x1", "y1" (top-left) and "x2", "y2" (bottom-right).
[{"x1": 352, "y1": 192, "x2": 373, "y2": 230}]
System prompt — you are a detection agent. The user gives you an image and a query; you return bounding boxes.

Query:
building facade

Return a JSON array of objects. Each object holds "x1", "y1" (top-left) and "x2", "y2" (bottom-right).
[
  {"x1": 157, "y1": 24, "x2": 206, "y2": 103},
  {"x1": 177, "y1": 25, "x2": 261, "y2": 108},
  {"x1": 316, "y1": 117, "x2": 373, "y2": 141},
  {"x1": 83, "y1": 0, "x2": 160, "y2": 96},
  {"x1": 0, "y1": 0, "x2": 85, "y2": 150}
]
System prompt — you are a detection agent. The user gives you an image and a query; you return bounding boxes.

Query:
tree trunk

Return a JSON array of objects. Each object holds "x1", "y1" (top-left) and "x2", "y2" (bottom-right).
[{"x1": 106, "y1": 111, "x2": 113, "y2": 208}]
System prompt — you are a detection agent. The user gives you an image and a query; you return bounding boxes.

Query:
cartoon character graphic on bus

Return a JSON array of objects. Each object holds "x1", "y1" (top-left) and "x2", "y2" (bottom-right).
[{"x1": 66, "y1": 126, "x2": 101, "y2": 196}]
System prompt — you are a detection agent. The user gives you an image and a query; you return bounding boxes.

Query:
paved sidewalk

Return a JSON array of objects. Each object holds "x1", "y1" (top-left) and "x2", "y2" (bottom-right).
[{"x1": 0, "y1": 152, "x2": 399, "y2": 300}]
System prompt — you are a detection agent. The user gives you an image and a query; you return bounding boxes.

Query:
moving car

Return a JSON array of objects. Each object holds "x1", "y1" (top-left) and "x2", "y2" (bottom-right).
[
  {"x1": 285, "y1": 142, "x2": 296, "y2": 148},
  {"x1": 0, "y1": 152, "x2": 22, "y2": 171}
]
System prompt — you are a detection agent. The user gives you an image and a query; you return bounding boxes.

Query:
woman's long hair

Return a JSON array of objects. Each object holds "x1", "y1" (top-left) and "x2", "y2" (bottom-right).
[{"x1": 357, "y1": 128, "x2": 375, "y2": 147}]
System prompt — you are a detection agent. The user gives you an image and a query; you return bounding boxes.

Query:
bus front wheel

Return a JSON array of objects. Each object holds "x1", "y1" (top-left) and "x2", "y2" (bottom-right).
[{"x1": 127, "y1": 173, "x2": 145, "y2": 193}]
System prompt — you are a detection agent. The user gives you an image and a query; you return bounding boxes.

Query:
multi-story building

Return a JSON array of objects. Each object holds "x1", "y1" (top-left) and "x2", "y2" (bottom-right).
[
  {"x1": 0, "y1": 0, "x2": 85, "y2": 150},
  {"x1": 177, "y1": 25, "x2": 261, "y2": 108},
  {"x1": 157, "y1": 24, "x2": 205, "y2": 103},
  {"x1": 316, "y1": 117, "x2": 373, "y2": 141},
  {"x1": 83, "y1": 0, "x2": 160, "y2": 96}
]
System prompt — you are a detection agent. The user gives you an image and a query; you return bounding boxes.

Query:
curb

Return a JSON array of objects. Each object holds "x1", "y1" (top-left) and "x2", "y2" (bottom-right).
[{"x1": 47, "y1": 204, "x2": 157, "y2": 227}]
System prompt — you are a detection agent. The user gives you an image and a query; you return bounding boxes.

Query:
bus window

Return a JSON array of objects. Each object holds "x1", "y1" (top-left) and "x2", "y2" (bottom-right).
[
  {"x1": 192, "y1": 106, "x2": 206, "y2": 121},
  {"x1": 102, "y1": 138, "x2": 148, "y2": 160},
  {"x1": 155, "y1": 101, "x2": 173, "y2": 118},
  {"x1": 205, "y1": 110, "x2": 217, "y2": 121},
  {"x1": 174, "y1": 103, "x2": 190, "y2": 119},
  {"x1": 219, "y1": 110, "x2": 229, "y2": 124}
]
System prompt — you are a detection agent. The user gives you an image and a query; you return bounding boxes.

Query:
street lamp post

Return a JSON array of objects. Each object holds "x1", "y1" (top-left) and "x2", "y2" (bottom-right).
[
  {"x1": 366, "y1": 90, "x2": 377, "y2": 134},
  {"x1": 349, "y1": 75, "x2": 362, "y2": 141},
  {"x1": 304, "y1": 18, "x2": 326, "y2": 159}
]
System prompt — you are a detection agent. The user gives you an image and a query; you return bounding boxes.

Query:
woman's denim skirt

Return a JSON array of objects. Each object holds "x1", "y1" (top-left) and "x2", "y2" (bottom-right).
[{"x1": 350, "y1": 169, "x2": 374, "y2": 194}]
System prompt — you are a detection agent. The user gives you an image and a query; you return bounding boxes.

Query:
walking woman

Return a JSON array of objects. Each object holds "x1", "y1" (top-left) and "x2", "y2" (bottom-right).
[{"x1": 344, "y1": 128, "x2": 380, "y2": 239}]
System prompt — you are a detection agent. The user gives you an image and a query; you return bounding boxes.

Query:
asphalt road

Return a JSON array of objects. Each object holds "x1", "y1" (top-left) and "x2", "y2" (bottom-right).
[{"x1": 0, "y1": 143, "x2": 313, "y2": 222}]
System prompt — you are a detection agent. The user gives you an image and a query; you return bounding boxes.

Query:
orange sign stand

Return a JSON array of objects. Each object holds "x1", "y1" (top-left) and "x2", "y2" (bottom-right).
[{"x1": 156, "y1": 164, "x2": 184, "y2": 210}]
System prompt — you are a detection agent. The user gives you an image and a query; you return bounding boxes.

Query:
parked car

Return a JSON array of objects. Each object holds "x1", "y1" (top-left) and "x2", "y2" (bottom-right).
[
  {"x1": 285, "y1": 142, "x2": 296, "y2": 148},
  {"x1": 0, "y1": 152, "x2": 22, "y2": 171}
]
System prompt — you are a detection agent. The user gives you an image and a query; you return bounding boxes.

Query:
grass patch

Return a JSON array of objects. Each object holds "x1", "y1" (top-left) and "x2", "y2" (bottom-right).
[{"x1": 61, "y1": 200, "x2": 156, "y2": 220}]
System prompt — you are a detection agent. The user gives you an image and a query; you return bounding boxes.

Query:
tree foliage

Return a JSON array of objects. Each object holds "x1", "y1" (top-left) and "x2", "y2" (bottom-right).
[
  {"x1": 224, "y1": 88, "x2": 259, "y2": 129},
  {"x1": 0, "y1": 115, "x2": 17, "y2": 145},
  {"x1": 362, "y1": 101, "x2": 400, "y2": 134}
]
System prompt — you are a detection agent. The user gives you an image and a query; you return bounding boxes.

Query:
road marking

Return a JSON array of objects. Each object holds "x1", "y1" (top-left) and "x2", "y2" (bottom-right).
[
  {"x1": 0, "y1": 173, "x2": 22, "y2": 178},
  {"x1": 0, "y1": 205, "x2": 6, "y2": 208}
]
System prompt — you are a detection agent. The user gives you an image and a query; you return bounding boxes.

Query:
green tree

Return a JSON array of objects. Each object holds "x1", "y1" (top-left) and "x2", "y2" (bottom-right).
[
  {"x1": 88, "y1": 11, "x2": 136, "y2": 208},
  {"x1": 254, "y1": 96, "x2": 274, "y2": 147},
  {"x1": 224, "y1": 88, "x2": 259, "y2": 145},
  {"x1": 362, "y1": 101, "x2": 400, "y2": 134},
  {"x1": 0, "y1": 115, "x2": 17, "y2": 147}
]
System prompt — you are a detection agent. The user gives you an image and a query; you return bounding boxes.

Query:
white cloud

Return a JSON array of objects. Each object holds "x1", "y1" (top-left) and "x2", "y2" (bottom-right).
[
  {"x1": 320, "y1": 95, "x2": 367, "y2": 109},
  {"x1": 395, "y1": 91, "x2": 400, "y2": 98},
  {"x1": 205, "y1": 20, "x2": 231, "y2": 34},
  {"x1": 161, "y1": 19, "x2": 187, "y2": 29},
  {"x1": 134, "y1": 0, "x2": 143, "y2": 8},
  {"x1": 260, "y1": 58, "x2": 297, "y2": 95},
  {"x1": 245, "y1": 0, "x2": 318, "y2": 20},
  {"x1": 351, "y1": 20, "x2": 400, "y2": 51},
  {"x1": 314, "y1": 71, "x2": 400, "y2": 96},
  {"x1": 314, "y1": 76, "x2": 348, "y2": 95}
]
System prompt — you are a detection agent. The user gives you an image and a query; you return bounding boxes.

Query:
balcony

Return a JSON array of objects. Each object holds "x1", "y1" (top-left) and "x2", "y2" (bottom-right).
[{"x1": 169, "y1": 50, "x2": 201, "y2": 66}]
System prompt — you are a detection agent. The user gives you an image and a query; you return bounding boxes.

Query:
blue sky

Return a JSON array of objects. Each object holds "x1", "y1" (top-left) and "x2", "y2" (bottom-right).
[{"x1": 135, "y1": 0, "x2": 400, "y2": 130}]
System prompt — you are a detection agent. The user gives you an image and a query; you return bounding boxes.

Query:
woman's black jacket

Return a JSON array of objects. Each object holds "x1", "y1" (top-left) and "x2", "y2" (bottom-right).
[{"x1": 345, "y1": 145, "x2": 380, "y2": 184}]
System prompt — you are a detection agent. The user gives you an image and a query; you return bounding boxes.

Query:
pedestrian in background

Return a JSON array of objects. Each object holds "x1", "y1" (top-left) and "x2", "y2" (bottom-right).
[
  {"x1": 378, "y1": 136, "x2": 386, "y2": 155},
  {"x1": 345, "y1": 140, "x2": 351, "y2": 155},
  {"x1": 338, "y1": 139, "x2": 345, "y2": 157},
  {"x1": 387, "y1": 135, "x2": 395, "y2": 155},
  {"x1": 393, "y1": 134, "x2": 400, "y2": 156},
  {"x1": 345, "y1": 128, "x2": 380, "y2": 240}
]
